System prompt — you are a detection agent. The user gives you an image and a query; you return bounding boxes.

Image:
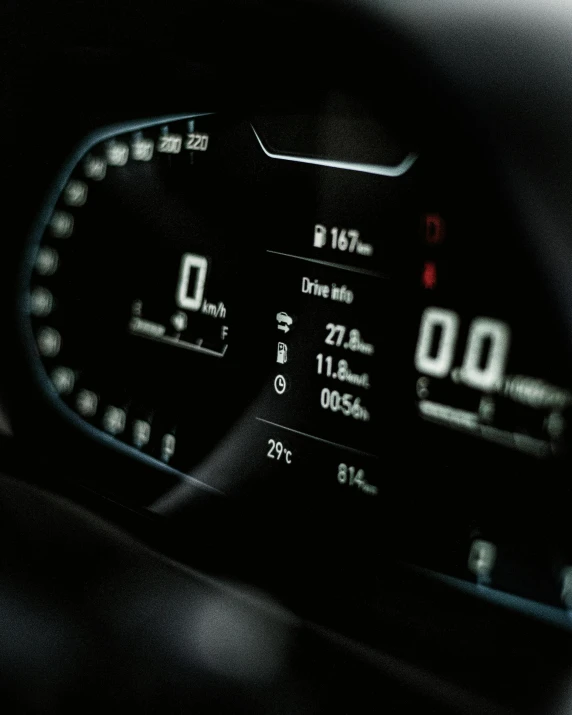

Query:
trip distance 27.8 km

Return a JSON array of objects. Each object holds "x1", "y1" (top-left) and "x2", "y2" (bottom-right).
[{"x1": 325, "y1": 324, "x2": 374, "y2": 355}]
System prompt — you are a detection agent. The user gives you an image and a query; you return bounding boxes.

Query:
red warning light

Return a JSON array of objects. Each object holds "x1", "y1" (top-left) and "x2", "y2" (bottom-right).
[
  {"x1": 424, "y1": 213, "x2": 445, "y2": 245},
  {"x1": 422, "y1": 261, "x2": 437, "y2": 289}
]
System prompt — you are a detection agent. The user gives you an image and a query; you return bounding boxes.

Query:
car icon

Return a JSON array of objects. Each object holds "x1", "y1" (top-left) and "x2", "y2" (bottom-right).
[
  {"x1": 276, "y1": 312, "x2": 294, "y2": 333},
  {"x1": 276, "y1": 311, "x2": 293, "y2": 326}
]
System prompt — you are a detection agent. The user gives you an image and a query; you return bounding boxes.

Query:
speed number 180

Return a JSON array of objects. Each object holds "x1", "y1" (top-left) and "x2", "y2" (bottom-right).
[{"x1": 415, "y1": 307, "x2": 511, "y2": 392}]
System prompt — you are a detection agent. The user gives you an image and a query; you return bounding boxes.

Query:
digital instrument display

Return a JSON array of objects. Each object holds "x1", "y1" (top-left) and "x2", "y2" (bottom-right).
[
  {"x1": 414, "y1": 201, "x2": 572, "y2": 462},
  {"x1": 21, "y1": 108, "x2": 572, "y2": 511},
  {"x1": 22, "y1": 112, "x2": 419, "y2": 499}
]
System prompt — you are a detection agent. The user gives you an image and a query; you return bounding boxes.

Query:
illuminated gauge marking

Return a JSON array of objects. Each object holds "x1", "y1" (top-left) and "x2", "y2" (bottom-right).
[
  {"x1": 35, "y1": 246, "x2": 59, "y2": 276},
  {"x1": 468, "y1": 539, "x2": 497, "y2": 584},
  {"x1": 131, "y1": 137, "x2": 154, "y2": 161},
  {"x1": 64, "y1": 180, "x2": 88, "y2": 207},
  {"x1": 157, "y1": 133, "x2": 182, "y2": 154},
  {"x1": 102, "y1": 406, "x2": 126, "y2": 435},
  {"x1": 51, "y1": 366, "x2": 75, "y2": 395},
  {"x1": 185, "y1": 132, "x2": 209, "y2": 151},
  {"x1": 83, "y1": 155, "x2": 107, "y2": 181},
  {"x1": 30, "y1": 286, "x2": 53, "y2": 317},
  {"x1": 546, "y1": 412, "x2": 566, "y2": 439},
  {"x1": 37, "y1": 326, "x2": 61, "y2": 358},
  {"x1": 105, "y1": 141, "x2": 129, "y2": 166},
  {"x1": 161, "y1": 434, "x2": 176, "y2": 462},
  {"x1": 133, "y1": 419, "x2": 151, "y2": 448},
  {"x1": 76, "y1": 389, "x2": 98, "y2": 418},
  {"x1": 49, "y1": 211, "x2": 74, "y2": 238}
]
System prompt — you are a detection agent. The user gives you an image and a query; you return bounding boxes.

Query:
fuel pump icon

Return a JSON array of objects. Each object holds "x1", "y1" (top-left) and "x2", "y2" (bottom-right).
[
  {"x1": 314, "y1": 224, "x2": 327, "y2": 248},
  {"x1": 276, "y1": 342, "x2": 288, "y2": 364}
]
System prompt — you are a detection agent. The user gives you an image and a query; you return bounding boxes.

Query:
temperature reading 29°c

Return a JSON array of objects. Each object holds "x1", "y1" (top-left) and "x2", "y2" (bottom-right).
[{"x1": 267, "y1": 439, "x2": 292, "y2": 464}]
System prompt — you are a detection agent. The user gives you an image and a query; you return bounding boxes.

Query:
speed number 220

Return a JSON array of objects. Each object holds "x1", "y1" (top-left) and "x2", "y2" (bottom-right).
[{"x1": 415, "y1": 307, "x2": 511, "y2": 391}]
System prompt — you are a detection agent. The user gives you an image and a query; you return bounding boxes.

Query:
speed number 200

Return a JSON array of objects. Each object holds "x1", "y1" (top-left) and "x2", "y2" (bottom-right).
[{"x1": 415, "y1": 307, "x2": 511, "y2": 391}]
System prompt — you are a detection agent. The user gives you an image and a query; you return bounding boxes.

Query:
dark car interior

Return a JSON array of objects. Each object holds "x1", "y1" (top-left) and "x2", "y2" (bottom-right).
[{"x1": 2, "y1": 0, "x2": 572, "y2": 712}]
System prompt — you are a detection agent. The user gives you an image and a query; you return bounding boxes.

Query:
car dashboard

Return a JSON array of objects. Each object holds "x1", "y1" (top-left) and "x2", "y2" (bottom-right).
[{"x1": 2, "y1": 1, "x2": 572, "y2": 713}]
